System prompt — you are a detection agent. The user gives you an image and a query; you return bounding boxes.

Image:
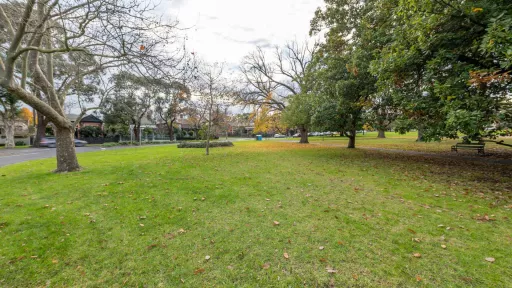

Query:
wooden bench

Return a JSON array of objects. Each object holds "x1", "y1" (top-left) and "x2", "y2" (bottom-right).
[{"x1": 451, "y1": 143, "x2": 485, "y2": 154}]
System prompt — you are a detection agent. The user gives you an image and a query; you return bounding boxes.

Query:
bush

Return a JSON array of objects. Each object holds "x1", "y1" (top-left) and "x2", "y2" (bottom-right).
[
  {"x1": 80, "y1": 126, "x2": 103, "y2": 138},
  {"x1": 177, "y1": 141, "x2": 233, "y2": 148},
  {"x1": 15, "y1": 141, "x2": 26, "y2": 146}
]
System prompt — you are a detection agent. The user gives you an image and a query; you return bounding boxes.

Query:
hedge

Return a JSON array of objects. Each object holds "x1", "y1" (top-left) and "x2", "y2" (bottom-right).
[{"x1": 177, "y1": 141, "x2": 233, "y2": 148}]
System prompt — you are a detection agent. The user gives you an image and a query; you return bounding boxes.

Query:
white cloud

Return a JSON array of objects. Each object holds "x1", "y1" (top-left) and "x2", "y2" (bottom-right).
[{"x1": 161, "y1": 0, "x2": 324, "y2": 66}]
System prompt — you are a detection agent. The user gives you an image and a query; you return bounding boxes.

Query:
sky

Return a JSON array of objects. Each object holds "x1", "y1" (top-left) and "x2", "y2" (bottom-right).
[{"x1": 163, "y1": 0, "x2": 325, "y2": 68}]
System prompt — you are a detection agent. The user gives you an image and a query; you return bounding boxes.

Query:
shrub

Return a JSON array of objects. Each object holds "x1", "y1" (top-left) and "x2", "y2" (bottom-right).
[
  {"x1": 177, "y1": 141, "x2": 233, "y2": 148},
  {"x1": 80, "y1": 126, "x2": 103, "y2": 138},
  {"x1": 15, "y1": 141, "x2": 26, "y2": 146}
]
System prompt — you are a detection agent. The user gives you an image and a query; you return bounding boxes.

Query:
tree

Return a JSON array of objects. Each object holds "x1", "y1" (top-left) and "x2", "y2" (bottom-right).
[
  {"x1": 0, "y1": 0, "x2": 184, "y2": 172},
  {"x1": 251, "y1": 92, "x2": 287, "y2": 136},
  {"x1": 370, "y1": 0, "x2": 512, "y2": 141},
  {"x1": 102, "y1": 72, "x2": 154, "y2": 142},
  {"x1": 195, "y1": 62, "x2": 231, "y2": 155},
  {"x1": 310, "y1": 0, "x2": 380, "y2": 148},
  {"x1": 282, "y1": 93, "x2": 314, "y2": 143},
  {"x1": 239, "y1": 41, "x2": 317, "y2": 143},
  {"x1": 19, "y1": 107, "x2": 33, "y2": 125},
  {"x1": 0, "y1": 88, "x2": 20, "y2": 148},
  {"x1": 151, "y1": 80, "x2": 190, "y2": 141}
]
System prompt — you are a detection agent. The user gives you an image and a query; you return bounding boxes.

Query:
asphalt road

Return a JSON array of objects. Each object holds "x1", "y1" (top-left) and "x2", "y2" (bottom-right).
[{"x1": 0, "y1": 146, "x2": 121, "y2": 168}]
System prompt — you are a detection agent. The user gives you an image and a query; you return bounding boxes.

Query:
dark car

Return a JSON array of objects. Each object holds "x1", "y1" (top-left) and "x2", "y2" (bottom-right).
[{"x1": 41, "y1": 137, "x2": 87, "y2": 148}]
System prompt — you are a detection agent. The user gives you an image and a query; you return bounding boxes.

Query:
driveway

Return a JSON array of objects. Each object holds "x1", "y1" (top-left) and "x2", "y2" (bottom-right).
[{"x1": 0, "y1": 146, "x2": 136, "y2": 168}]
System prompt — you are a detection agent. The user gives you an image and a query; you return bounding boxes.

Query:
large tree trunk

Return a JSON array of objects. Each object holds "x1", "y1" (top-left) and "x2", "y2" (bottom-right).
[
  {"x1": 377, "y1": 129, "x2": 386, "y2": 138},
  {"x1": 55, "y1": 126, "x2": 80, "y2": 172},
  {"x1": 416, "y1": 127, "x2": 424, "y2": 142},
  {"x1": 167, "y1": 120, "x2": 175, "y2": 141},
  {"x1": 347, "y1": 129, "x2": 356, "y2": 148},
  {"x1": 133, "y1": 125, "x2": 140, "y2": 143},
  {"x1": 299, "y1": 126, "x2": 309, "y2": 144},
  {"x1": 4, "y1": 118, "x2": 15, "y2": 149},
  {"x1": 33, "y1": 115, "x2": 49, "y2": 147}
]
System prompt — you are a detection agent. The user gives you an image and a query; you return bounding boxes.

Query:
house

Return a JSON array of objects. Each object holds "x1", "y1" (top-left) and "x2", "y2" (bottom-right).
[
  {"x1": 0, "y1": 117, "x2": 31, "y2": 145},
  {"x1": 66, "y1": 114, "x2": 103, "y2": 137}
]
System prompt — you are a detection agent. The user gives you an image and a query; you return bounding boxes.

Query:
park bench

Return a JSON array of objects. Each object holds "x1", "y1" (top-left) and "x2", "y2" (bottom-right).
[{"x1": 451, "y1": 143, "x2": 485, "y2": 154}]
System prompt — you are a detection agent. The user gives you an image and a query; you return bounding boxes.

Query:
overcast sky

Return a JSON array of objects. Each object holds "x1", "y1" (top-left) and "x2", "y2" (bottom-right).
[{"x1": 163, "y1": 0, "x2": 324, "y2": 67}]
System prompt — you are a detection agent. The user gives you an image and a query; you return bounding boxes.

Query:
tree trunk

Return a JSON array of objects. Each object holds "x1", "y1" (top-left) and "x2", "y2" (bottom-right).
[
  {"x1": 299, "y1": 126, "x2": 309, "y2": 144},
  {"x1": 33, "y1": 114, "x2": 48, "y2": 147},
  {"x1": 4, "y1": 118, "x2": 15, "y2": 149},
  {"x1": 347, "y1": 129, "x2": 356, "y2": 148},
  {"x1": 167, "y1": 120, "x2": 175, "y2": 141},
  {"x1": 54, "y1": 126, "x2": 80, "y2": 172},
  {"x1": 416, "y1": 127, "x2": 424, "y2": 142},
  {"x1": 377, "y1": 129, "x2": 386, "y2": 138},
  {"x1": 133, "y1": 125, "x2": 140, "y2": 143}
]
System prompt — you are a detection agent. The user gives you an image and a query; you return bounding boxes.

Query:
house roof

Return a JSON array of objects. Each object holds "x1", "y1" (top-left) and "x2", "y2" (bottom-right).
[{"x1": 81, "y1": 114, "x2": 103, "y2": 123}]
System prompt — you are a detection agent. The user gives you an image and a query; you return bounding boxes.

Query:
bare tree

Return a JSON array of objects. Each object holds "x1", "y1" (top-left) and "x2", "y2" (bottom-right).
[
  {"x1": 195, "y1": 62, "x2": 231, "y2": 155},
  {"x1": 238, "y1": 40, "x2": 317, "y2": 143},
  {"x1": 0, "y1": 0, "x2": 184, "y2": 172}
]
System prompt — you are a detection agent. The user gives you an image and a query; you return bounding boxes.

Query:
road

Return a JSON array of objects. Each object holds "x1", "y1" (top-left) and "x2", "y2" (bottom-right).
[{"x1": 0, "y1": 146, "x2": 127, "y2": 168}]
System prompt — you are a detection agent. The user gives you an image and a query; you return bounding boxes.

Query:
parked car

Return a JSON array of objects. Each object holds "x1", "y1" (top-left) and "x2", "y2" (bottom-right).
[
  {"x1": 41, "y1": 137, "x2": 88, "y2": 148},
  {"x1": 292, "y1": 133, "x2": 301, "y2": 137},
  {"x1": 273, "y1": 134, "x2": 286, "y2": 138}
]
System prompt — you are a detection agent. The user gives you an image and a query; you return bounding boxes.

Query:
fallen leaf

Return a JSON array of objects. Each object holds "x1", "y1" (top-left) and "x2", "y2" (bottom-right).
[
  {"x1": 194, "y1": 268, "x2": 205, "y2": 274},
  {"x1": 319, "y1": 246, "x2": 325, "y2": 250},
  {"x1": 273, "y1": 221, "x2": 280, "y2": 226},
  {"x1": 262, "y1": 262, "x2": 270, "y2": 269},
  {"x1": 283, "y1": 253, "x2": 289, "y2": 259},
  {"x1": 319, "y1": 258, "x2": 327, "y2": 263},
  {"x1": 441, "y1": 245, "x2": 447, "y2": 249},
  {"x1": 52, "y1": 259, "x2": 58, "y2": 264},
  {"x1": 413, "y1": 253, "x2": 421, "y2": 258},
  {"x1": 326, "y1": 267, "x2": 337, "y2": 273},
  {"x1": 352, "y1": 274, "x2": 358, "y2": 280},
  {"x1": 205, "y1": 255, "x2": 211, "y2": 261},
  {"x1": 416, "y1": 275, "x2": 422, "y2": 281},
  {"x1": 485, "y1": 257, "x2": 495, "y2": 263},
  {"x1": 337, "y1": 241, "x2": 343, "y2": 245},
  {"x1": 139, "y1": 223, "x2": 144, "y2": 227},
  {"x1": 412, "y1": 238, "x2": 421, "y2": 243},
  {"x1": 227, "y1": 265, "x2": 234, "y2": 270},
  {"x1": 177, "y1": 228, "x2": 186, "y2": 234},
  {"x1": 407, "y1": 228, "x2": 417, "y2": 234}
]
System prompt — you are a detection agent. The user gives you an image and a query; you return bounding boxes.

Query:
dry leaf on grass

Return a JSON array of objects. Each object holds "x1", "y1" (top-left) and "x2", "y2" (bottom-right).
[
  {"x1": 262, "y1": 262, "x2": 271, "y2": 269},
  {"x1": 352, "y1": 274, "x2": 358, "y2": 280},
  {"x1": 416, "y1": 275, "x2": 422, "y2": 281},
  {"x1": 194, "y1": 268, "x2": 205, "y2": 274},
  {"x1": 283, "y1": 253, "x2": 289, "y2": 259},
  {"x1": 413, "y1": 253, "x2": 421, "y2": 258},
  {"x1": 485, "y1": 257, "x2": 495, "y2": 263},
  {"x1": 441, "y1": 245, "x2": 447, "y2": 249},
  {"x1": 412, "y1": 238, "x2": 421, "y2": 243},
  {"x1": 273, "y1": 221, "x2": 280, "y2": 226},
  {"x1": 326, "y1": 267, "x2": 337, "y2": 273},
  {"x1": 205, "y1": 255, "x2": 211, "y2": 261}
]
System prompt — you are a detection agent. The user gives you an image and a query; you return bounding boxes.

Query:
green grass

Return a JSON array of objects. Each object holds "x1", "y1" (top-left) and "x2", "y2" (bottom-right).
[
  {"x1": 0, "y1": 141, "x2": 511, "y2": 287},
  {"x1": 282, "y1": 132, "x2": 512, "y2": 155}
]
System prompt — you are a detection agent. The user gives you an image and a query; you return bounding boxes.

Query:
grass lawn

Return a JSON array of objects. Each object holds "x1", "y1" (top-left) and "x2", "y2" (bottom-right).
[
  {"x1": 290, "y1": 132, "x2": 512, "y2": 155},
  {"x1": 0, "y1": 141, "x2": 511, "y2": 287}
]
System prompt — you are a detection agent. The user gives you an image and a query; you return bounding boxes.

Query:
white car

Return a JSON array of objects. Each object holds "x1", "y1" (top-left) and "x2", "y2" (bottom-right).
[{"x1": 273, "y1": 134, "x2": 286, "y2": 138}]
